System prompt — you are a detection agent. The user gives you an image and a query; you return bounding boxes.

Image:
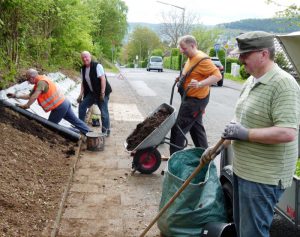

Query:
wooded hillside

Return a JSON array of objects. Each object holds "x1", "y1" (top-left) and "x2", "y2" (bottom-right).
[
  {"x1": 218, "y1": 18, "x2": 300, "y2": 33},
  {"x1": 0, "y1": 0, "x2": 128, "y2": 89}
]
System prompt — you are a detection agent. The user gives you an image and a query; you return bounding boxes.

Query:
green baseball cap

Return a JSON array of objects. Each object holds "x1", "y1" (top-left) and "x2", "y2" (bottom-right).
[{"x1": 232, "y1": 31, "x2": 275, "y2": 54}]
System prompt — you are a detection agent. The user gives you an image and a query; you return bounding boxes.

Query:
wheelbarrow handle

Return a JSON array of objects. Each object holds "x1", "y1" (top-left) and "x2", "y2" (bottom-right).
[
  {"x1": 139, "y1": 138, "x2": 225, "y2": 237},
  {"x1": 170, "y1": 80, "x2": 177, "y2": 105},
  {"x1": 170, "y1": 80, "x2": 191, "y2": 106}
]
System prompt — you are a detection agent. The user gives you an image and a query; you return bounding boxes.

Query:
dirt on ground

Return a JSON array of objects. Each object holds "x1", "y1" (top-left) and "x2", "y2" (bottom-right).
[
  {"x1": 0, "y1": 104, "x2": 78, "y2": 236},
  {"x1": 126, "y1": 107, "x2": 172, "y2": 151}
]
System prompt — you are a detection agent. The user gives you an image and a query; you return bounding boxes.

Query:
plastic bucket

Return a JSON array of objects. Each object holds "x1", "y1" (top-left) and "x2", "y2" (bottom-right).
[{"x1": 86, "y1": 132, "x2": 105, "y2": 151}]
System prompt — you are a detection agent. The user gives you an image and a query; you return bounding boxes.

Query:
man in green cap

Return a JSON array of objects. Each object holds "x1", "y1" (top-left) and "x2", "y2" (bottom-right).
[{"x1": 221, "y1": 31, "x2": 300, "y2": 237}]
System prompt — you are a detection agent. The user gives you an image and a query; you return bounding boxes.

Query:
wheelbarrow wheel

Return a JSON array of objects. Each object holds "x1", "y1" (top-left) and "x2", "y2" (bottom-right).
[{"x1": 133, "y1": 148, "x2": 161, "y2": 174}]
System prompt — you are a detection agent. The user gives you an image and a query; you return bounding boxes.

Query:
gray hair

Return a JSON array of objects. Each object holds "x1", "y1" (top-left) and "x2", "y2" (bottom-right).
[
  {"x1": 81, "y1": 51, "x2": 91, "y2": 57},
  {"x1": 26, "y1": 68, "x2": 38, "y2": 78},
  {"x1": 267, "y1": 46, "x2": 275, "y2": 60},
  {"x1": 178, "y1": 35, "x2": 197, "y2": 46}
]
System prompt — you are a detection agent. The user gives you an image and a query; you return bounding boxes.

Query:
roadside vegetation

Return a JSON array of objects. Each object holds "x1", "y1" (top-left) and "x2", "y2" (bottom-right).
[
  {"x1": 1, "y1": 0, "x2": 299, "y2": 89},
  {"x1": 0, "y1": 0, "x2": 127, "y2": 89}
]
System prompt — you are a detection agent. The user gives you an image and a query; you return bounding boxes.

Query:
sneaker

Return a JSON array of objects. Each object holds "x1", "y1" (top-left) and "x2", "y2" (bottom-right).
[{"x1": 102, "y1": 129, "x2": 110, "y2": 137}]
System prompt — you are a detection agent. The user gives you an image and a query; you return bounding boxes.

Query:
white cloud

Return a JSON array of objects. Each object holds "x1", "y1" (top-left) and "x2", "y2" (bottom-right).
[{"x1": 123, "y1": 0, "x2": 300, "y2": 25}]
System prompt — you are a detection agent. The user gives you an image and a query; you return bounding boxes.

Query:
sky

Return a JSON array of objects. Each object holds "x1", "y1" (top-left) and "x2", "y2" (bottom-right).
[{"x1": 123, "y1": 0, "x2": 300, "y2": 25}]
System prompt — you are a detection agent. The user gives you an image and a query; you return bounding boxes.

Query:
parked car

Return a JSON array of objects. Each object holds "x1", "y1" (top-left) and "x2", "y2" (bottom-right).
[
  {"x1": 147, "y1": 56, "x2": 163, "y2": 72},
  {"x1": 211, "y1": 57, "x2": 224, "y2": 87}
]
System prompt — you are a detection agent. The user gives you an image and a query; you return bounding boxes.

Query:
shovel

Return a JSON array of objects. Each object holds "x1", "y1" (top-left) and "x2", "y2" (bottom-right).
[{"x1": 139, "y1": 138, "x2": 225, "y2": 237}]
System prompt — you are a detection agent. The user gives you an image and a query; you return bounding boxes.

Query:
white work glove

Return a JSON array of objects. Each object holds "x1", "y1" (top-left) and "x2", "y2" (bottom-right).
[
  {"x1": 201, "y1": 147, "x2": 214, "y2": 163},
  {"x1": 222, "y1": 122, "x2": 249, "y2": 141}
]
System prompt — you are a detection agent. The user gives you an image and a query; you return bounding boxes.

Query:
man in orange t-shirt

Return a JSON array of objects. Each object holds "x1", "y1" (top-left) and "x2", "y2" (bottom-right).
[{"x1": 170, "y1": 35, "x2": 222, "y2": 155}]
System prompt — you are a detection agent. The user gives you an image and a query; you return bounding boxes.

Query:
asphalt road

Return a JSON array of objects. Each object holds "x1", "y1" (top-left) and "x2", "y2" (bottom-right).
[{"x1": 119, "y1": 67, "x2": 300, "y2": 236}]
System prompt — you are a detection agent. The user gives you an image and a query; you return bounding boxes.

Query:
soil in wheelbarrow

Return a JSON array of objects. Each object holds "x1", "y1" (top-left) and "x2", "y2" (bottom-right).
[
  {"x1": 0, "y1": 105, "x2": 77, "y2": 236},
  {"x1": 126, "y1": 106, "x2": 172, "y2": 151}
]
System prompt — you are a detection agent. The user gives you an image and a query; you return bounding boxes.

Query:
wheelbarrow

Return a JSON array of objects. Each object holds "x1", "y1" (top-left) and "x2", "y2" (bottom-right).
[{"x1": 124, "y1": 81, "x2": 188, "y2": 174}]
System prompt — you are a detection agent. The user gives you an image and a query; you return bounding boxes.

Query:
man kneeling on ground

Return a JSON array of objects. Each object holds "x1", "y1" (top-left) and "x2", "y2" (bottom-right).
[{"x1": 7, "y1": 68, "x2": 91, "y2": 135}]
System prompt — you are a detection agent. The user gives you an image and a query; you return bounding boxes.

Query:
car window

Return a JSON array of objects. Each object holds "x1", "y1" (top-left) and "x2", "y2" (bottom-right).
[{"x1": 151, "y1": 57, "x2": 162, "y2": 62}]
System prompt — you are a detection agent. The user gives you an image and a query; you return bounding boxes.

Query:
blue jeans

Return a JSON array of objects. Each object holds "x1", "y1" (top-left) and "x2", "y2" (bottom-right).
[
  {"x1": 49, "y1": 99, "x2": 90, "y2": 135},
  {"x1": 78, "y1": 93, "x2": 110, "y2": 134},
  {"x1": 233, "y1": 173, "x2": 285, "y2": 237}
]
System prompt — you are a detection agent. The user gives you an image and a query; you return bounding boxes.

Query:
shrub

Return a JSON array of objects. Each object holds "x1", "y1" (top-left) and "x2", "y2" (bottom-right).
[
  {"x1": 152, "y1": 49, "x2": 163, "y2": 57},
  {"x1": 217, "y1": 49, "x2": 225, "y2": 63},
  {"x1": 226, "y1": 57, "x2": 240, "y2": 73},
  {"x1": 0, "y1": 59, "x2": 17, "y2": 90},
  {"x1": 239, "y1": 65, "x2": 250, "y2": 80},
  {"x1": 209, "y1": 47, "x2": 216, "y2": 57},
  {"x1": 128, "y1": 62, "x2": 134, "y2": 68},
  {"x1": 140, "y1": 60, "x2": 147, "y2": 68},
  {"x1": 171, "y1": 48, "x2": 180, "y2": 56},
  {"x1": 163, "y1": 57, "x2": 171, "y2": 68},
  {"x1": 275, "y1": 52, "x2": 289, "y2": 71}
]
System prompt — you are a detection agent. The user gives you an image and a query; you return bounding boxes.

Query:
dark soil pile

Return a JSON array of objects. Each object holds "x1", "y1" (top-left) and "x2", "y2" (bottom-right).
[
  {"x1": 0, "y1": 104, "x2": 77, "y2": 236},
  {"x1": 126, "y1": 107, "x2": 172, "y2": 151}
]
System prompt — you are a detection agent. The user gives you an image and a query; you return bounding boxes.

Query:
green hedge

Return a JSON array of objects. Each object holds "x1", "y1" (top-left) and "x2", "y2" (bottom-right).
[
  {"x1": 140, "y1": 60, "x2": 147, "y2": 68},
  {"x1": 171, "y1": 48, "x2": 180, "y2": 56},
  {"x1": 225, "y1": 57, "x2": 240, "y2": 73},
  {"x1": 163, "y1": 57, "x2": 171, "y2": 68},
  {"x1": 163, "y1": 55, "x2": 182, "y2": 70},
  {"x1": 128, "y1": 62, "x2": 134, "y2": 68},
  {"x1": 239, "y1": 65, "x2": 250, "y2": 79}
]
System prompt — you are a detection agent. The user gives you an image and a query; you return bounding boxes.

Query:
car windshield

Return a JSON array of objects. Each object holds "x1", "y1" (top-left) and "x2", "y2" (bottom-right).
[{"x1": 151, "y1": 57, "x2": 162, "y2": 62}]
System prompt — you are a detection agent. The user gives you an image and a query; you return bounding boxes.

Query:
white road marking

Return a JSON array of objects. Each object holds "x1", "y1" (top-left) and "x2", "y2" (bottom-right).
[
  {"x1": 128, "y1": 81, "x2": 157, "y2": 96},
  {"x1": 111, "y1": 103, "x2": 144, "y2": 122}
]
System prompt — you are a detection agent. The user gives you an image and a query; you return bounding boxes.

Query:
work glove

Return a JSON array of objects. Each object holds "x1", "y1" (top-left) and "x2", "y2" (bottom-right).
[
  {"x1": 222, "y1": 121, "x2": 249, "y2": 141},
  {"x1": 201, "y1": 146, "x2": 214, "y2": 163},
  {"x1": 7, "y1": 93, "x2": 16, "y2": 98},
  {"x1": 99, "y1": 93, "x2": 105, "y2": 103},
  {"x1": 201, "y1": 145, "x2": 224, "y2": 163},
  {"x1": 77, "y1": 95, "x2": 83, "y2": 103}
]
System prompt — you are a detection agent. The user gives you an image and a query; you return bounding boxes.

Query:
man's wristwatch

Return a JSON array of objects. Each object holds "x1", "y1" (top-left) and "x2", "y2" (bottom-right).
[{"x1": 198, "y1": 81, "x2": 203, "y2": 88}]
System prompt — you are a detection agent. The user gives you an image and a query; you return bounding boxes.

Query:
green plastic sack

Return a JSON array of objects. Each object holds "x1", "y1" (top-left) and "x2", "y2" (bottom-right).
[{"x1": 157, "y1": 148, "x2": 227, "y2": 237}]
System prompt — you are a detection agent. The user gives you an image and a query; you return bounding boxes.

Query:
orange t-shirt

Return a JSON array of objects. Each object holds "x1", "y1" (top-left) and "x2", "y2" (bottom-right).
[{"x1": 182, "y1": 51, "x2": 221, "y2": 99}]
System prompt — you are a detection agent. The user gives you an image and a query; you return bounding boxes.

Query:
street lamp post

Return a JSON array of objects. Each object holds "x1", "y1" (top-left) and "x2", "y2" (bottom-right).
[
  {"x1": 157, "y1": 1, "x2": 185, "y2": 37},
  {"x1": 157, "y1": 1, "x2": 185, "y2": 70}
]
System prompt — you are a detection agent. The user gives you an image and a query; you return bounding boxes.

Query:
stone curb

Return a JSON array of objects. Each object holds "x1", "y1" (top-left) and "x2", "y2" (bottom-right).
[
  {"x1": 50, "y1": 110, "x2": 92, "y2": 237},
  {"x1": 50, "y1": 139, "x2": 84, "y2": 237}
]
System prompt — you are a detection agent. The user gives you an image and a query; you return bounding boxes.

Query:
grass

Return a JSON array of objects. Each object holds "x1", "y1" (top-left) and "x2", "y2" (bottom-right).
[
  {"x1": 295, "y1": 159, "x2": 300, "y2": 177},
  {"x1": 224, "y1": 73, "x2": 246, "y2": 84}
]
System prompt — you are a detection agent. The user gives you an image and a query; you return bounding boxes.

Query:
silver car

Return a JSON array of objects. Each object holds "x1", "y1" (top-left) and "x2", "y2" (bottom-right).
[{"x1": 147, "y1": 56, "x2": 163, "y2": 72}]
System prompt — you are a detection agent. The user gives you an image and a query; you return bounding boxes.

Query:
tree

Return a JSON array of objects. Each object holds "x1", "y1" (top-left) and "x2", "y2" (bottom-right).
[
  {"x1": 160, "y1": 9, "x2": 199, "y2": 47},
  {"x1": 0, "y1": 0, "x2": 129, "y2": 88},
  {"x1": 192, "y1": 26, "x2": 223, "y2": 54},
  {"x1": 267, "y1": 0, "x2": 300, "y2": 25},
  {"x1": 125, "y1": 26, "x2": 162, "y2": 64},
  {"x1": 88, "y1": 0, "x2": 128, "y2": 60},
  {"x1": 0, "y1": 0, "x2": 93, "y2": 69}
]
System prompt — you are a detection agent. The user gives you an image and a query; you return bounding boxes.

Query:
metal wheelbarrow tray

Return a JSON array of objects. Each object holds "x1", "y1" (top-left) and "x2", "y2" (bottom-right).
[{"x1": 124, "y1": 103, "x2": 176, "y2": 174}]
